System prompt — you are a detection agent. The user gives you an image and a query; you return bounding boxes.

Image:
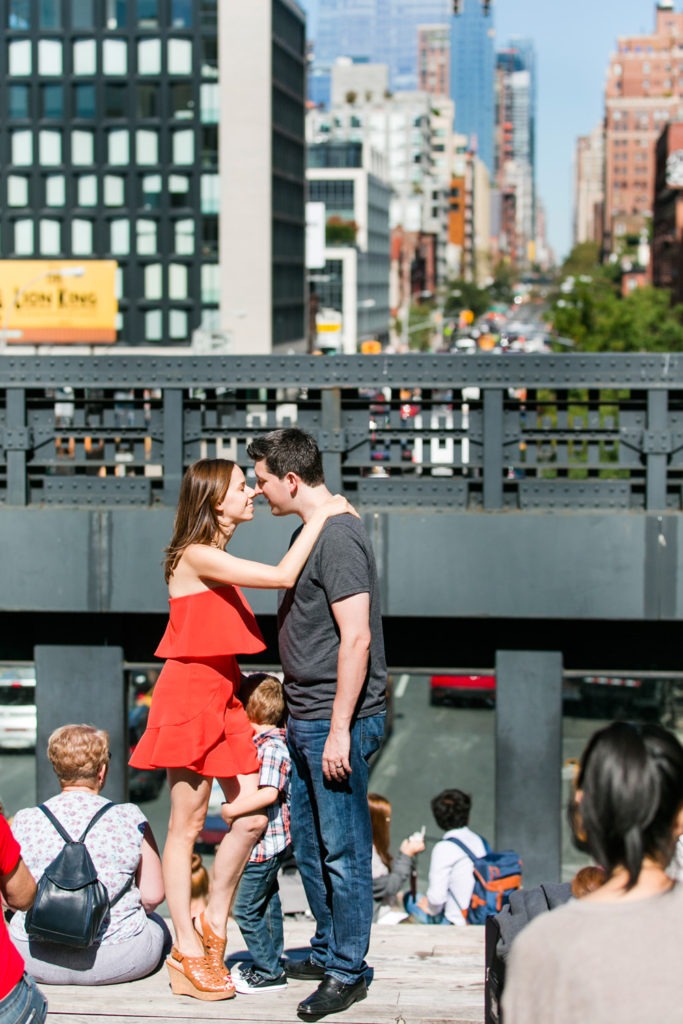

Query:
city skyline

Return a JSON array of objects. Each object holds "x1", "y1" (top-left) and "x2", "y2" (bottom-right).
[{"x1": 301, "y1": 0, "x2": 672, "y2": 261}]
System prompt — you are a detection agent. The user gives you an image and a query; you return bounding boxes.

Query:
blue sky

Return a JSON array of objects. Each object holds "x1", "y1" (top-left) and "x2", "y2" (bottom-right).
[
  {"x1": 298, "y1": 1, "x2": 664, "y2": 261},
  {"x1": 495, "y1": 0, "x2": 660, "y2": 260}
]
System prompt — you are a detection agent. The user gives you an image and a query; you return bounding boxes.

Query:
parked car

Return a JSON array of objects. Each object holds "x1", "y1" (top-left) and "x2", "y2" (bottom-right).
[
  {"x1": 0, "y1": 667, "x2": 36, "y2": 750},
  {"x1": 429, "y1": 672, "x2": 665, "y2": 719},
  {"x1": 578, "y1": 675, "x2": 666, "y2": 720},
  {"x1": 430, "y1": 674, "x2": 496, "y2": 707}
]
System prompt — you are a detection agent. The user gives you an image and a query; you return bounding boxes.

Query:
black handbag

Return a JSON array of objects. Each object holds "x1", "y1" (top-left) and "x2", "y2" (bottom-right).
[{"x1": 25, "y1": 802, "x2": 132, "y2": 949}]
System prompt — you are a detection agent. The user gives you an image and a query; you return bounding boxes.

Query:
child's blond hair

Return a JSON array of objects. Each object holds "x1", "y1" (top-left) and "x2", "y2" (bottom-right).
[{"x1": 240, "y1": 673, "x2": 286, "y2": 726}]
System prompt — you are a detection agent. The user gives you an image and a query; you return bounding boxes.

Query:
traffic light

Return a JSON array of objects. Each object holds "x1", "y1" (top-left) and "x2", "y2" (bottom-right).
[
  {"x1": 452, "y1": 0, "x2": 461, "y2": 13},
  {"x1": 482, "y1": 0, "x2": 491, "y2": 12}
]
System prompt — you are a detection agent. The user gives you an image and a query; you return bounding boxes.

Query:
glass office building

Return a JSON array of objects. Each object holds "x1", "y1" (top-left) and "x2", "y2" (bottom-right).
[
  {"x1": 0, "y1": 0, "x2": 307, "y2": 348},
  {"x1": 450, "y1": 0, "x2": 495, "y2": 174},
  {"x1": 311, "y1": 0, "x2": 449, "y2": 106}
]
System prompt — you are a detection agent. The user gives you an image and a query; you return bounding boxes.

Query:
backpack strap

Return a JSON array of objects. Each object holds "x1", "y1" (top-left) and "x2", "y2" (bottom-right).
[
  {"x1": 40, "y1": 801, "x2": 134, "y2": 907},
  {"x1": 78, "y1": 802, "x2": 136, "y2": 906},
  {"x1": 445, "y1": 834, "x2": 491, "y2": 859},
  {"x1": 444, "y1": 837, "x2": 477, "y2": 922},
  {"x1": 109, "y1": 871, "x2": 134, "y2": 908},
  {"x1": 38, "y1": 803, "x2": 75, "y2": 845},
  {"x1": 77, "y1": 801, "x2": 116, "y2": 843},
  {"x1": 445, "y1": 836, "x2": 476, "y2": 861}
]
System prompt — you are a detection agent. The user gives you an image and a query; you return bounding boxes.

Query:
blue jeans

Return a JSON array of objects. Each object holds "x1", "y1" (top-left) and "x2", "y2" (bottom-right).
[
  {"x1": 0, "y1": 974, "x2": 47, "y2": 1024},
  {"x1": 287, "y1": 713, "x2": 386, "y2": 985},
  {"x1": 403, "y1": 893, "x2": 450, "y2": 925},
  {"x1": 232, "y1": 849, "x2": 289, "y2": 979}
]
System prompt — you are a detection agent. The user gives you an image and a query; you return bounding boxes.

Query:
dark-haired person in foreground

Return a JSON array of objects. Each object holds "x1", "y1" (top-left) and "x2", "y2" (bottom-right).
[
  {"x1": 248, "y1": 428, "x2": 387, "y2": 1020},
  {"x1": 405, "y1": 788, "x2": 487, "y2": 924},
  {"x1": 503, "y1": 721, "x2": 683, "y2": 1024}
]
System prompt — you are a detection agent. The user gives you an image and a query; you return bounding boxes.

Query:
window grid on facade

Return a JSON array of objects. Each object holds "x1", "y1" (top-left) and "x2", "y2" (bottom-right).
[{"x1": 0, "y1": 0, "x2": 210, "y2": 345}]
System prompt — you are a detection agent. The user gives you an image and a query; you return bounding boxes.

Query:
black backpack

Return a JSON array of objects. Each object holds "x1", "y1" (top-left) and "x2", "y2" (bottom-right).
[{"x1": 25, "y1": 802, "x2": 133, "y2": 949}]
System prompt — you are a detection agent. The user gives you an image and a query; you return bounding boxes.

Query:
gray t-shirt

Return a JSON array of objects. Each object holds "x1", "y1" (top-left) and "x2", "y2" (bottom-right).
[{"x1": 278, "y1": 515, "x2": 387, "y2": 721}]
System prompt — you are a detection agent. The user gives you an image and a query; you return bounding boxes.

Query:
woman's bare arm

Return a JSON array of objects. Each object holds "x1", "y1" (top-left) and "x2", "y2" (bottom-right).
[
  {"x1": 135, "y1": 823, "x2": 165, "y2": 913},
  {"x1": 178, "y1": 494, "x2": 357, "y2": 590}
]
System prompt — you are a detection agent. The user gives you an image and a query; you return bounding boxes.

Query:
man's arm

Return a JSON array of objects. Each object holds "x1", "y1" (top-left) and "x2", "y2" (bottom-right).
[{"x1": 322, "y1": 591, "x2": 371, "y2": 782}]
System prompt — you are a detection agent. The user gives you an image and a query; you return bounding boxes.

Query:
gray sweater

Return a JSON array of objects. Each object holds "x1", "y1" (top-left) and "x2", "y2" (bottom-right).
[{"x1": 502, "y1": 881, "x2": 683, "y2": 1024}]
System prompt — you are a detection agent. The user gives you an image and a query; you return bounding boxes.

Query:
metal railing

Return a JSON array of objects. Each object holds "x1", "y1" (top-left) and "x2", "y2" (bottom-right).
[{"x1": 2, "y1": 351, "x2": 683, "y2": 510}]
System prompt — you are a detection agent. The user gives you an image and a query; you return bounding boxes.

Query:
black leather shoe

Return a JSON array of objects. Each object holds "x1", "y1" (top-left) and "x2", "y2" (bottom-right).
[
  {"x1": 297, "y1": 976, "x2": 367, "y2": 1020},
  {"x1": 285, "y1": 957, "x2": 327, "y2": 981}
]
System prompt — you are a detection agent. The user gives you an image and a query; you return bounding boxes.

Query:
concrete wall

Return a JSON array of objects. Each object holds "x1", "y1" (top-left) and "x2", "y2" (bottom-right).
[{"x1": 2, "y1": 505, "x2": 681, "y2": 622}]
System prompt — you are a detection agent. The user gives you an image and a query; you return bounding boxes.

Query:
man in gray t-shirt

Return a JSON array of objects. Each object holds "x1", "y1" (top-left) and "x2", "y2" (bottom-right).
[{"x1": 248, "y1": 428, "x2": 386, "y2": 1020}]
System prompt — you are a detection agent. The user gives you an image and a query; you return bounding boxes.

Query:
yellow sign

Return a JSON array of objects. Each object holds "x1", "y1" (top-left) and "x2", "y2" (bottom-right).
[{"x1": 0, "y1": 261, "x2": 118, "y2": 343}]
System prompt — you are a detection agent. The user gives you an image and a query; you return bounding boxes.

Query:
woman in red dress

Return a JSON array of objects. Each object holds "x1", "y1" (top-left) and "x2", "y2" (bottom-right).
[{"x1": 129, "y1": 459, "x2": 354, "y2": 1000}]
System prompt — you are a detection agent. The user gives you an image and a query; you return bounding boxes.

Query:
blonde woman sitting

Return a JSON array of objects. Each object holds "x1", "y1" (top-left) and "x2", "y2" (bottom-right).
[{"x1": 10, "y1": 724, "x2": 168, "y2": 985}]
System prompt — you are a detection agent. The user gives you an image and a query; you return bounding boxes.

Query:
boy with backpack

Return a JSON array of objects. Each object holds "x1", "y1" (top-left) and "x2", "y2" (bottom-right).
[
  {"x1": 220, "y1": 674, "x2": 291, "y2": 994},
  {"x1": 405, "y1": 788, "x2": 522, "y2": 925}
]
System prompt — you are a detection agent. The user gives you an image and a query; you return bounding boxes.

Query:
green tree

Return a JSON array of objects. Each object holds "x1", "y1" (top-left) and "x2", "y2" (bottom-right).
[
  {"x1": 550, "y1": 244, "x2": 683, "y2": 352},
  {"x1": 489, "y1": 260, "x2": 515, "y2": 306},
  {"x1": 444, "y1": 279, "x2": 490, "y2": 319}
]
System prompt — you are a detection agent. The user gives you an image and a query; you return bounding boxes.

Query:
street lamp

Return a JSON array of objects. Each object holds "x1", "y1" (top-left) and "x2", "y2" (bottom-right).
[{"x1": 0, "y1": 265, "x2": 85, "y2": 351}]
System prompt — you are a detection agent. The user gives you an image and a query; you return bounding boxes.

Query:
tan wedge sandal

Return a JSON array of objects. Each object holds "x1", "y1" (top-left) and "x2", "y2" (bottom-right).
[
  {"x1": 194, "y1": 912, "x2": 235, "y2": 993},
  {"x1": 166, "y1": 946, "x2": 235, "y2": 1000}
]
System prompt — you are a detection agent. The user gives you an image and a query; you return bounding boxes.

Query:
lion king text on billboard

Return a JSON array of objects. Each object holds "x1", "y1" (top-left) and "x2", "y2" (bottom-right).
[{"x1": 0, "y1": 261, "x2": 118, "y2": 344}]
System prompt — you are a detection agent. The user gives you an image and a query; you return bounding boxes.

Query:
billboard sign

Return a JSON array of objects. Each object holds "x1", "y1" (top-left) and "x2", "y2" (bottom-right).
[
  {"x1": 0, "y1": 261, "x2": 118, "y2": 344},
  {"x1": 306, "y1": 202, "x2": 326, "y2": 270}
]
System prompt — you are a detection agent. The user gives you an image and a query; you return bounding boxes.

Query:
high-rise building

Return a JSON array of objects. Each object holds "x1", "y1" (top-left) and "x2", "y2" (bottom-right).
[
  {"x1": 0, "y1": 0, "x2": 306, "y2": 351},
  {"x1": 417, "y1": 23, "x2": 449, "y2": 98},
  {"x1": 307, "y1": 140, "x2": 391, "y2": 352},
  {"x1": 652, "y1": 119, "x2": 683, "y2": 301},
  {"x1": 220, "y1": 1, "x2": 307, "y2": 353},
  {"x1": 574, "y1": 126, "x2": 605, "y2": 247},
  {"x1": 495, "y1": 45, "x2": 534, "y2": 268},
  {"x1": 604, "y1": 0, "x2": 683, "y2": 255},
  {"x1": 310, "y1": 0, "x2": 449, "y2": 107},
  {"x1": 450, "y1": 0, "x2": 495, "y2": 174}
]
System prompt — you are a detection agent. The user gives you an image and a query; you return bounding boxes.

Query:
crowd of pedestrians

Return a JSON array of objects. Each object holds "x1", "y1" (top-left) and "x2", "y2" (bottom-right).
[{"x1": 4, "y1": 429, "x2": 683, "y2": 1024}]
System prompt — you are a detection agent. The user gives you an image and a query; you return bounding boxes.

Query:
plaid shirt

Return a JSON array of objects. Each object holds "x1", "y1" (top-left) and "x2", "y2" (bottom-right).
[{"x1": 250, "y1": 727, "x2": 291, "y2": 864}]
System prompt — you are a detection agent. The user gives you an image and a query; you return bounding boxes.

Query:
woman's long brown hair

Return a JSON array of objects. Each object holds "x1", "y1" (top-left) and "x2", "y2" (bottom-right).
[
  {"x1": 368, "y1": 792, "x2": 393, "y2": 869},
  {"x1": 163, "y1": 459, "x2": 235, "y2": 582}
]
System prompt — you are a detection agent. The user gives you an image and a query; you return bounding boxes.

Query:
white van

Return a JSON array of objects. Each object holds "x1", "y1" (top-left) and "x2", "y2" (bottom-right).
[{"x1": 0, "y1": 667, "x2": 36, "y2": 750}]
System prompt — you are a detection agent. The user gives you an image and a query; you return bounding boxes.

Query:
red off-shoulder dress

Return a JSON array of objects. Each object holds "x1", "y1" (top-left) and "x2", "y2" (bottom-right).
[{"x1": 129, "y1": 585, "x2": 265, "y2": 777}]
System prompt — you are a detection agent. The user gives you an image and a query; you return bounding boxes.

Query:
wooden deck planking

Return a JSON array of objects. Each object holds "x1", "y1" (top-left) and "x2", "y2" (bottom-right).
[{"x1": 43, "y1": 920, "x2": 486, "y2": 1024}]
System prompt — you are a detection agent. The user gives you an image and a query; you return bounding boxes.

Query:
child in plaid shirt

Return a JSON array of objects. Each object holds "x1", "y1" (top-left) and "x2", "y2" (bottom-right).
[{"x1": 222, "y1": 673, "x2": 291, "y2": 994}]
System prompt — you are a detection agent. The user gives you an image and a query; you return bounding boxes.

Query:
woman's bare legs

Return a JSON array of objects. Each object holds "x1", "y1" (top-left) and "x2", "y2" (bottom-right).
[
  {"x1": 163, "y1": 768, "x2": 266, "y2": 956},
  {"x1": 204, "y1": 772, "x2": 267, "y2": 939},
  {"x1": 164, "y1": 767, "x2": 212, "y2": 957}
]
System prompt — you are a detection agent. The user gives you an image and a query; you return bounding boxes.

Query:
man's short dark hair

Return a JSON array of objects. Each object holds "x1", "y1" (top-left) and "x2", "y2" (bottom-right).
[
  {"x1": 247, "y1": 428, "x2": 325, "y2": 486},
  {"x1": 431, "y1": 788, "x2": 472, "y2": 831}
]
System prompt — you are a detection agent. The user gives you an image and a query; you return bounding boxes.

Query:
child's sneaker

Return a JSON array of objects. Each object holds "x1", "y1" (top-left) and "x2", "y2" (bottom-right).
[{"x1": 234, "y1": 965, "x2": 288, "y2": 994}]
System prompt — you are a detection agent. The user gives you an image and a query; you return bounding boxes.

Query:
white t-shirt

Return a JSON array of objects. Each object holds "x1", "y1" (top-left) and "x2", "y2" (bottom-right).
[
  {"x1": 425, "y1": 826, "x2": 488, "y2": 925},
  {"x1": 11, "y1": 791, "x2": 148, "y2": 944}
]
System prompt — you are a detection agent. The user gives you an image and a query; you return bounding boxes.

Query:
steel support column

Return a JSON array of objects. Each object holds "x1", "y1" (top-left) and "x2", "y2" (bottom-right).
[
  {"x1": 34, "y1": 645, "x2": 126, "y2": 804},
  {"x1": 483, "y1": 389, "x2": 504, "y2": 510},
  {"x1": 320, "y1": 387, "x2": 343, "y2": 494},
  {"x1": 646, "y1": 388, "x2": 668, "y2": 511},
  {"x1": 495, "y1": 649, "x2": 563, "y2": 886},
  {"x1": 5, "y1": 388, "x2": 28, "y2": 507},
  {"x1": 162, "y1": 387, "x2": 184, "y2": 506}
]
